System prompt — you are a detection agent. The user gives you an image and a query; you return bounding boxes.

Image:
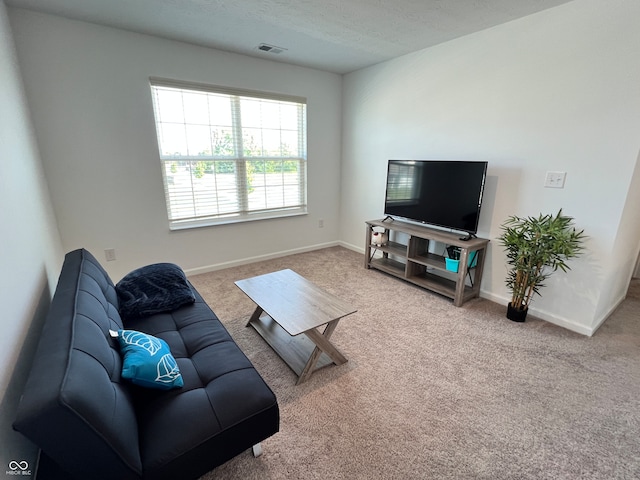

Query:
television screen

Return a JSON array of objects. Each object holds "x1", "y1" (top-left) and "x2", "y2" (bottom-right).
[{"x1": 384, "y1": 160, "x2": 488, "y2": 235}]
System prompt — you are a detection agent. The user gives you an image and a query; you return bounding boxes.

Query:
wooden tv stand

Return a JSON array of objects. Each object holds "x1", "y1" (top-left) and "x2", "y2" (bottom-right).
[{"x1": 365, "y1": 219, "x2": 489, "y2": 306}]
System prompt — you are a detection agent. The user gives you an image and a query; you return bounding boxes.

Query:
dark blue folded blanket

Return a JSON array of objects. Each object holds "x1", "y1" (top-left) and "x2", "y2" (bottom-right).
[{"x1": 116, "y1": 263, "x2": 196, "y2": 320}]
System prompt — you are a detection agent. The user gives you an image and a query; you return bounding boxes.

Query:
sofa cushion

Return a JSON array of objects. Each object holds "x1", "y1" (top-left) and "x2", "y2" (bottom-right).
[
  {"x1": 116, "y1": 329, "x2": 184, "y2": 390},
  {"x1": 116, "y1": 263, "x2": 195, "y2": 320},
  {"x1": 123, "y1": 289, "x2": 280, "y2": 480}
]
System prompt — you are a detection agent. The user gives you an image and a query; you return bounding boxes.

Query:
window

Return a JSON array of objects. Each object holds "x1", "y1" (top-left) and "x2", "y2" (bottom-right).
[{"x1": 149, "y1": 78, "x2": 307, "y2": 229}]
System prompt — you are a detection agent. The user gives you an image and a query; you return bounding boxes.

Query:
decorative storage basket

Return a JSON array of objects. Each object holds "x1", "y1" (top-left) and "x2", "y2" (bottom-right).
[{"x1": 445, "y1": 250, "x2": 478, "y2": 273}]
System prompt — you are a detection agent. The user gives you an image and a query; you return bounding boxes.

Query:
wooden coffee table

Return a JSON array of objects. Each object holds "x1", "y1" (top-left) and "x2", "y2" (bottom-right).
[{"x1": 235, "y1": 269, "x2": 357, "y2": 385}]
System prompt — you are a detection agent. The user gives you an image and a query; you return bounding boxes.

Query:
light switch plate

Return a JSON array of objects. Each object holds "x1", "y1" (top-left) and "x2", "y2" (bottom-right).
[{"x1": 544, "y1": 171, "x2": 566, "y2": 188}]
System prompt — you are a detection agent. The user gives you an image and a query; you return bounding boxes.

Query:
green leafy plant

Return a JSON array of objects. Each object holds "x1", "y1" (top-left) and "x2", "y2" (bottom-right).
[
  {"x1": 498, "y1": 209, "x2": 586, "y2": 312},
  {"x1": 194, "y1": 161, "x2": 207, "y2": 179}
]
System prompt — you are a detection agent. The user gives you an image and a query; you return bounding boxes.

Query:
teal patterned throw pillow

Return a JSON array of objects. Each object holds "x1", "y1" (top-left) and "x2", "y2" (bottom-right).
[{"x1": 114, "y1": 330, "x2": 184, "y2": 390}]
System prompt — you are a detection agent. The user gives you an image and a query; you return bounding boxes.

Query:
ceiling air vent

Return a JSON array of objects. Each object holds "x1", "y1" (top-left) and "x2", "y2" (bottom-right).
[{"x1": 257, "y1": 43, "x2": 287, "y2": 54}]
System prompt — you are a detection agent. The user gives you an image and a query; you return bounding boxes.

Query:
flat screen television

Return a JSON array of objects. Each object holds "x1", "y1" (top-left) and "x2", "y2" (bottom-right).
[{"x1": 383, "y1": 160, "x2": 488, "y2": 237}]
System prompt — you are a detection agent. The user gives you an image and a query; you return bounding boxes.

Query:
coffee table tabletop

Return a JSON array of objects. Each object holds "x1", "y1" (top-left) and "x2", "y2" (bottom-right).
[{"x1": 235, "y1": 269, "x2": 357, "y2": 384}]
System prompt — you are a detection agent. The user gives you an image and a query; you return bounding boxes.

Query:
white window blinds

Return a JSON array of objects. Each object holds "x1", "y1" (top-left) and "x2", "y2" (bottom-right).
[{"x1": 150, "y1": 78, "x2": 307, "y2": 229}]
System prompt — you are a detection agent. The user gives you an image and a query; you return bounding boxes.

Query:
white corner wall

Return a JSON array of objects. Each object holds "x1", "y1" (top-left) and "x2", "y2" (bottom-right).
[
  {"x1": 341, "y1": 0, "x2": 640, "y2": 335},
  {"x1": 0, "y1": 0, "x2": 63, "y2": 471},
  {"x1": 9, "y1": 8, "x2": 343, "y2": 281}
]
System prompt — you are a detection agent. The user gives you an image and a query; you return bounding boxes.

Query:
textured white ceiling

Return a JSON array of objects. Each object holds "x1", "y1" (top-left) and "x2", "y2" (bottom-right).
[{"x1": 6, "y1": 0, "x2": 574, "y2": 73}]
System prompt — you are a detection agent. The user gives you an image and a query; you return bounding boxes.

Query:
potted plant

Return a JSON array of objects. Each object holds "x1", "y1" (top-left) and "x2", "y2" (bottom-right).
[{"x1": 498, "y1": 209, "x2": 586, "y2": 322}]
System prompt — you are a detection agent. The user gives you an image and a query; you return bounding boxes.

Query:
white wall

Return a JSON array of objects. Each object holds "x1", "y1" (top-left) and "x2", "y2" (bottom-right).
[
  {"x1": 341, "y1": 0, "x2": 640, "y2": 335},
  {"x1": 9, "y1": 8, "x2": 343, "y2": 281},
  {"x1": 604, "y1": 149, "x2": 640, "y2": 315},
  {"x1": 0, "y1": 0, "x2": 64, "y2": 471}
]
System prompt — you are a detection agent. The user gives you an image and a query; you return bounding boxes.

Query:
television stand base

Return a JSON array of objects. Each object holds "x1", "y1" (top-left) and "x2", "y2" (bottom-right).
[{"x1": 365, "y1": 219, "x2": 489, "y2": 307}]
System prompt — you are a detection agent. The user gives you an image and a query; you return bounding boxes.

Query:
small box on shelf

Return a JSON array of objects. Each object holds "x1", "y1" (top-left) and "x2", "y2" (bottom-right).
[
  {"x1": 445, "y1": 258, "x2": 460, "y2": 272},
  {"x1": 445, "y1": 246, "x2": 478, "y2": 273}
]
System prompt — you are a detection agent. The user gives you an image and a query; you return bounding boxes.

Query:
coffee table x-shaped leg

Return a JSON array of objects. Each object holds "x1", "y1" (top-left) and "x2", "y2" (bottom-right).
[
  {"x1": 245, "y1": 306, "x2": 348, "y2": 385},
  {"x1": 296, "y1": 318, "x2": 347, "y2": 385}
]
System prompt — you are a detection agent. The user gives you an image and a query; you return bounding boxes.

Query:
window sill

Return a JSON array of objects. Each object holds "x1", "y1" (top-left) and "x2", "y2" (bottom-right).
[{"x1": 169, "y1": 208, "x2": 308, "y2": 231}]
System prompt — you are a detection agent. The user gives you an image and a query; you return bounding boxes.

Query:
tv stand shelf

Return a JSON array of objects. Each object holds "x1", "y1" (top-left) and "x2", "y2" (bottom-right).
[{"x1": 365, "y1": 219, "x2": 489, "y2": 306}]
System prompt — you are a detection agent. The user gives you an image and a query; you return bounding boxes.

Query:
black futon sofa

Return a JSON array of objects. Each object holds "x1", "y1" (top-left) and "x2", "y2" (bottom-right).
[{"x1": 14, "y1": 249, "x2": 279, "y2": 480}]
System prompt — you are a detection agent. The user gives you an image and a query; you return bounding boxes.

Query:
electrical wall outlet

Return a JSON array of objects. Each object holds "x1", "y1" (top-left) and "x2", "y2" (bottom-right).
[
  {"x1": 318, "y1": 219, "x2": 324, "y2": 228},
  {"x1": 544, "y1": 171, "x2": 566, "y2": 188},
  {"x1": 104, "y1": 248, "x2": 116, "y2": 262}
]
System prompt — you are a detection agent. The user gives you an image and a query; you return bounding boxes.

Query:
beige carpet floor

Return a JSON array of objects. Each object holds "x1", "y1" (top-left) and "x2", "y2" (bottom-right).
[{"x1": 190, "y1": 246, "x2": 640, "y2": 480}]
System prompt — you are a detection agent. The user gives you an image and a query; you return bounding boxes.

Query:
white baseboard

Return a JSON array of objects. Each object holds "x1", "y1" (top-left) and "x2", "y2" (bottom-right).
[
  {"x1": 337, "y1": 240, "x2": 363, "y2": 253},
  {"x1": 480, "y1": 290, "x2": 595, "y2": 336},
  {"x1": 183, "y1": 241, "x2": 340, "y2": 276},
  {"x1": 590, "y1": 291, "x2": 627, "y2": 334}
]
